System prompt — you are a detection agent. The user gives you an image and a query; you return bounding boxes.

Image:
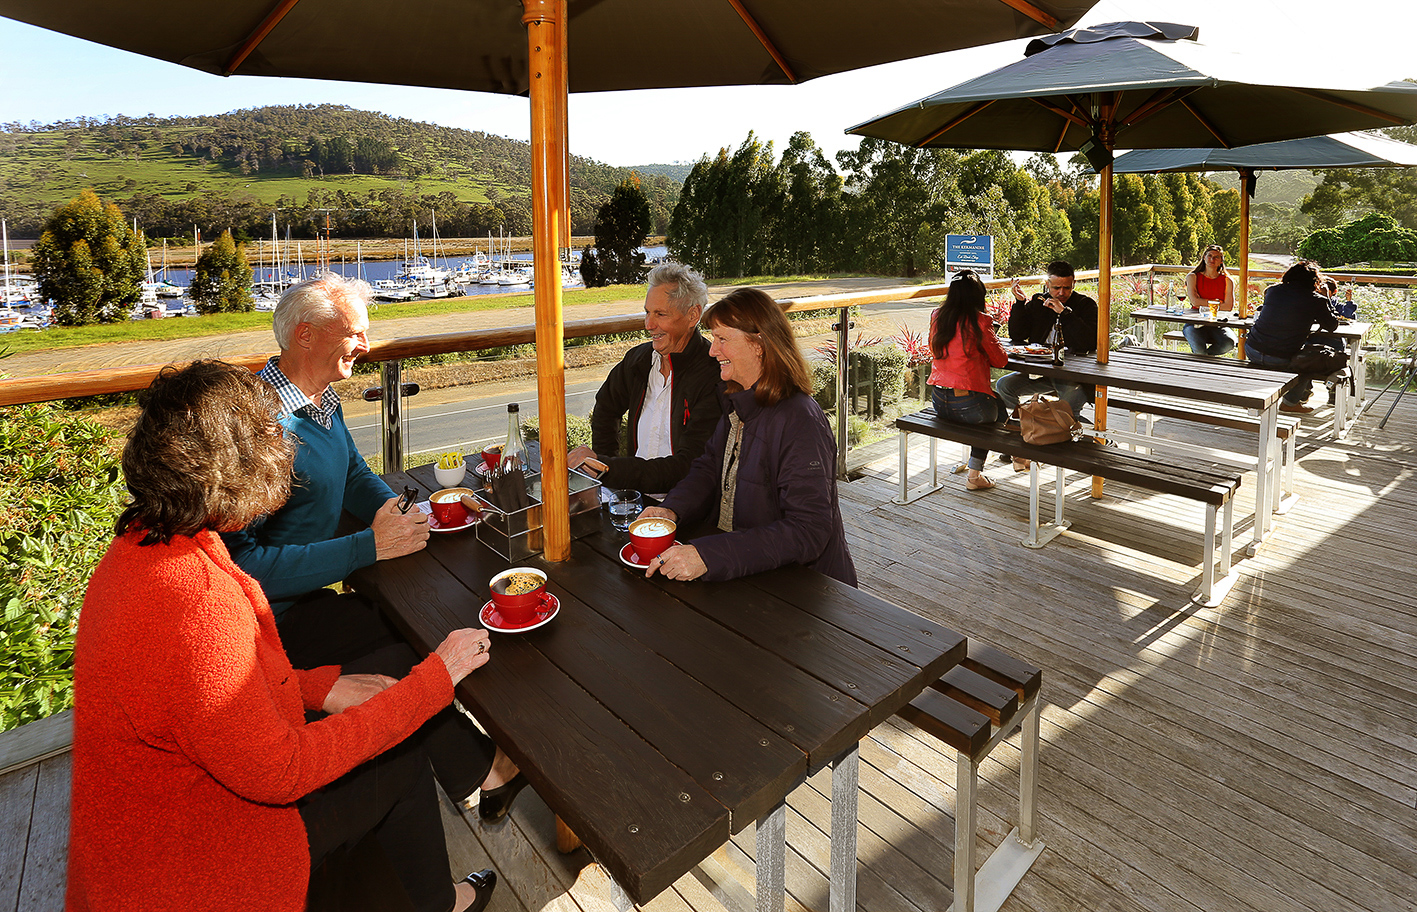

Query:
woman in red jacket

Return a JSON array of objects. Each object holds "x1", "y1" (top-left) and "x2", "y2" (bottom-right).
[
  {"x1": 928, "y1": 270, "x2": 1009, "y2": 490},
  {"x1": 68, "y1": 361, "x2": 498, "y2": 912}
]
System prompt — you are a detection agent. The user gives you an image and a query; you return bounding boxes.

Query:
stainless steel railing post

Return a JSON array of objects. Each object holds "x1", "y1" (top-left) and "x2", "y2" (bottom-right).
[
  {"x1": 835, "y1": 310, "x2": 850, "y2": 480},
  {"x1": 380, "y1": 360, "x2": 404, "y2": 472}
]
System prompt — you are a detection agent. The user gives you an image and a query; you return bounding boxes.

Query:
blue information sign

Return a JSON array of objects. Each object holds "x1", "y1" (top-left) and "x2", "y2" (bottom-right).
[{"x1": 945, "y1": 235, "x2": 993, "y2": 277}]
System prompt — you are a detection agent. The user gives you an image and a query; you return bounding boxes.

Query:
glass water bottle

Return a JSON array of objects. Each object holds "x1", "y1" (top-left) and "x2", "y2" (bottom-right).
[{"x1": 501, "y1": 403, "x2": 526, "y2": 472}]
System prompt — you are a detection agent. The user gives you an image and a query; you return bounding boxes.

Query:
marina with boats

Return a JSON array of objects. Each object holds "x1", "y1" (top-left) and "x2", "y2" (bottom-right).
[{"x1": 1, "y1": 217, "x2": 627, "y2": 329}]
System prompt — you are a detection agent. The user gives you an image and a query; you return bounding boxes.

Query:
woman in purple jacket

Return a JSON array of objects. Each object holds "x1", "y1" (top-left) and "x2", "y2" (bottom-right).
[{"x1": 639, "y1": 287, "x2": 857, "y2": 586}]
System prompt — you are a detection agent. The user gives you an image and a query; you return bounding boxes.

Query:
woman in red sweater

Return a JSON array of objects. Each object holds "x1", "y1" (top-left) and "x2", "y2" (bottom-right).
[
  {"x1": 68, "y1": 361, "x2": 498, "y2": 912},
  {"x1": 928, "y1": 270, "x2": 1009, "y2": 490}
]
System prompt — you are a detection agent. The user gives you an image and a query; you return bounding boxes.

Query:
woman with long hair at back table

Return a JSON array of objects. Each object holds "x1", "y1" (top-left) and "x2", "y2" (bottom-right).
[
  {"x1": 1182, "y1": 245, "x2": 1238, "y2": 356},
  {"x1": 67, "y1": 360, "x2": 499, "y2": 912},
  {"x1": 637, "y1": 286, "x2": 856, "y2": 586},
  {"x1": 929, "y1": 270, "x2": 1009, "y2": 488}
]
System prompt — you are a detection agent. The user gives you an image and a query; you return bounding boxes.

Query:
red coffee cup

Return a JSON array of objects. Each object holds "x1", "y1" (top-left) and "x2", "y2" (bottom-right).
[
  {"x1": 481, "y1": 444, "x2": 503, "y2": 471},
  {"x1": 488, "y1": 567, "x2": 548, "y2": 626},
  {"x1": 628, "y1": 516, "x2": 677, "y2": 562},
  {"x1": 429, "y1": 487, "x2": 474, "y2": 526}
]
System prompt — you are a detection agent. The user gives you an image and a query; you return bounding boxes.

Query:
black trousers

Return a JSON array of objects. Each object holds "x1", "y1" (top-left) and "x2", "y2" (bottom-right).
[
  {"x1": 299, "y1": 735, "x2": 455, "y2": 912},
  {"x1": 278, "y1": 588, "x2": 497, "y2": 803}
]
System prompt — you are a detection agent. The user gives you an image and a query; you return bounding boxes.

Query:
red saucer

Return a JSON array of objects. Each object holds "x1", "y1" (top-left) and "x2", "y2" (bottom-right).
[
  {"x1": 619, "y1": 542, "x2": 651, "y2": 570},
  {"x1": 479, "y1": 593, "x2": 559, "y2": 633}
]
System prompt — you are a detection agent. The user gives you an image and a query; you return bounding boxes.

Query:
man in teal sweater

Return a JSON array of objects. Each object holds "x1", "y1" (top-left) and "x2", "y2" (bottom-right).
[{"x1": 223, "y1": 274, "x2": 527, "y2": 822}]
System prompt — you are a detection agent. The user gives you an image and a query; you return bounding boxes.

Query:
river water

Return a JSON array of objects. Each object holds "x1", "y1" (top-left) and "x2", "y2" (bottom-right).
[{"x1": 155, "y1": 244, "x2": 669, "y2": 298}]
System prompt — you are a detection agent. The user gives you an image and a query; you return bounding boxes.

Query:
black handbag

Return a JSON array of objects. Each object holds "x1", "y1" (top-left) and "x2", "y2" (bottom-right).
[{"x1": 1290, "y1": 343, "x2": 1348, "y2": 376}]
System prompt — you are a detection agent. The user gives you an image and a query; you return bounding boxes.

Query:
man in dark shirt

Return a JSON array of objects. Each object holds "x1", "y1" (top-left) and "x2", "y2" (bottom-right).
[
  {"x1": 995, "y1": 260, "x2": 1099, "y2": 418},
  {"x1": 569, "y1": 262, "x2": 722, "y2": 496},
  {"x1": 1247, "y1": 260, "x2": 1340, "y2": 414}
]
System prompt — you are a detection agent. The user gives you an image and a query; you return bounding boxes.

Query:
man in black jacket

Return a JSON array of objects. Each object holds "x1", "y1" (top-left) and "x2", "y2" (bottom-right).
[
  {"x1": 995, "y1": 260, "x2": 1099, "y2": 419},
  {"x1": 570, "y1": 262, "x2": 722, "y2": 496}
]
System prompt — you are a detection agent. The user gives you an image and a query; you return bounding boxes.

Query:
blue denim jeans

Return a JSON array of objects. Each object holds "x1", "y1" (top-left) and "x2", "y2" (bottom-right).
[
  {"x1": 1246, "y1": 347, "x2": 1312, "y2": 404},
  {"x1": 1182, "y1": 323, "x2": 1237, "y2": 356},
  {"x1": 931, "y1": 386, "x2": 1006, "y2": 470},
  {"x1": 994, "y1": 371, "x2": 1091, "y2": 419}
]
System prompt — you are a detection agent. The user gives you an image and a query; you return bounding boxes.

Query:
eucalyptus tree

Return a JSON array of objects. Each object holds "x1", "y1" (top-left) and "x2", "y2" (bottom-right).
[{"x1": 189, "y1": 229, "x2": 254, "y2": 314}]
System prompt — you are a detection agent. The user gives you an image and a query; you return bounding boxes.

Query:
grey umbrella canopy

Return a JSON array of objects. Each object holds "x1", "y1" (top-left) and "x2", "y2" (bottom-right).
[
  {"x1": 849, "y1": 22, "x2": 1417, "y2": 156},
  {"x1": 0, "y1": 0, "x2": 1102, "y2": 93},
  {"x1": 0, "y1": 0, "x2": 1103, "y2": 563},
  {"x1": 1110, "y1": 132, "x2": 1417, "y2": 302}
]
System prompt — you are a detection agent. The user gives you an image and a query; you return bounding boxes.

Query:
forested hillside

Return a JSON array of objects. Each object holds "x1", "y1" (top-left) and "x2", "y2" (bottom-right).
[{"x1": 0, "y1": 104, "x2": 680, "y2": 240}]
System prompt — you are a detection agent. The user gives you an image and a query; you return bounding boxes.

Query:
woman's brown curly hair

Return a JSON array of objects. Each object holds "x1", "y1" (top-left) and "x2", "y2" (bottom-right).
[{"x1": 117, "y1": 360, "x2": 296, "y2": 545}]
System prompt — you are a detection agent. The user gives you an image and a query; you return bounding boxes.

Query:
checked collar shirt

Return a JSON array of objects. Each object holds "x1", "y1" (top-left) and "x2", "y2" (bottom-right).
[{"x1": 258, "y1": 356, "x2": 341, "y2": 430}]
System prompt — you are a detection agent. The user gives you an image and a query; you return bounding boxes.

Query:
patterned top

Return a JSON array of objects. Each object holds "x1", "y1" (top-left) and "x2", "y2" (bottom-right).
[{"x1": 258, "y1": 356, "x2": 340, "y2": 430}]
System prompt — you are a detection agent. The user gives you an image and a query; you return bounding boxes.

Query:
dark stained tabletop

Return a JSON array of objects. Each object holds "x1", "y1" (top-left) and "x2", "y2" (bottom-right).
[
  {"x1": 347, "y1": 463, "x2": 966, "y2": 905},
  {"x1": 1005, "y1": 347, "x2": 1302, "y2": 410}
]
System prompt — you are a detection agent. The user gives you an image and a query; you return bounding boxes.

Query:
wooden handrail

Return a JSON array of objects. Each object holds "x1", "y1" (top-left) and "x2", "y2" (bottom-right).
[{"x1": 0, "y1": 263, "x2": 1396, "y2": 409}]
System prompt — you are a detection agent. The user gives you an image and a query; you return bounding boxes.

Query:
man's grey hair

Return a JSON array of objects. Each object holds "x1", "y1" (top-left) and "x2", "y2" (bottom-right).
[
  {"x1": 646, "y1": 261, "x2": 708, "y2": 315},
  {"x1": 273, "y1": 272, "x2": 374, "y2": 350}
]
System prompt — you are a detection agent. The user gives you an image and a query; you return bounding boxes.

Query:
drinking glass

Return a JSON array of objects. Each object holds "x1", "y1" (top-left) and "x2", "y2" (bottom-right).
[
  {"x1": 608, "y1": 489, "x2": 641, "y2": 532},
  {"x1": 1206, "y1": 300, "x2": 1219, "y2": 320}
]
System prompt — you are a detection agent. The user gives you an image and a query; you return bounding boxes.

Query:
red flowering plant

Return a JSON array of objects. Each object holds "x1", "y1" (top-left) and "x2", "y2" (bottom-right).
[
  {"x1": 813, "y1": 331, "x2": 883, "y2": 362},
  {"x1": 986, "y1": 292, "x2": 1013, "y2": 328},
  {"x1": 890, "y1": 324, "x2": 932, "y2": 367}
]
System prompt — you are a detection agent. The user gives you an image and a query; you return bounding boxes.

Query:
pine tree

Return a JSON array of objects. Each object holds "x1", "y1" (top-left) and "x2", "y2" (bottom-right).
[
  {"x1": 31, "y1": 190, "x2": 147, "y2": 325},
  {"x1": 590, "y1": 178, "x2": 652, "y2": 286},
  {"x1": 189, "y1": 229, "x2": 254, "y2": 314}
]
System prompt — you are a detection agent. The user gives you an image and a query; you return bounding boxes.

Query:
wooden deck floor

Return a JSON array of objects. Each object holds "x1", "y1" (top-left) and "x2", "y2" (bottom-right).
[{"x1": 6, "y1": 390, "x2": 1415, "y2": 912}]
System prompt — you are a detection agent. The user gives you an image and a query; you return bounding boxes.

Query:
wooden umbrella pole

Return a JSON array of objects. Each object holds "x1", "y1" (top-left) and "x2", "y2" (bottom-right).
[
  {"x1": 1238, "y1": 169, "x2": 1253, "y2": 313},
  {"x1": 523, "y1": 0, "x2": 571, "y2": 560},
  {"x1": 1093, "y1": 158, "x2": 1114, "y2": 499}
]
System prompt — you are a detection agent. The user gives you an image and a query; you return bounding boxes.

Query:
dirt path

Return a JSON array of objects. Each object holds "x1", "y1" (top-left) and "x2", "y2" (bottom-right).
[{"x1": 2, "y1": 276, "x2": 917, "y2": 378}]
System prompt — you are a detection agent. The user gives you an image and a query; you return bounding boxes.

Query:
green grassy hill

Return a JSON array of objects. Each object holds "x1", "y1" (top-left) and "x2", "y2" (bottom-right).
[{"x1": 0, "y1": 105, "x2": 681, "y2": 239}]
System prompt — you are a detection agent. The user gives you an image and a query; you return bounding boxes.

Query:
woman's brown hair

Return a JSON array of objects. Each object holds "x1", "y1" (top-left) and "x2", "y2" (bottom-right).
[
  {"x1": 117, "y1": 360, "x2": 296, "y2": 545},
  {"x1": 704, "y1": 287, "x2": 812, "y2": 407}
]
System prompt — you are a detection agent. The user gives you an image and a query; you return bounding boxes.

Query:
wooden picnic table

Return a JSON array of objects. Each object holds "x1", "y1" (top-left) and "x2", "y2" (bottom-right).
[
  {"x1": 1004, "y1": 348, "x2": 1302, "y2": 554},
  {"x1": 347, "y1": 462, "x2": 967, "y2": 910}
]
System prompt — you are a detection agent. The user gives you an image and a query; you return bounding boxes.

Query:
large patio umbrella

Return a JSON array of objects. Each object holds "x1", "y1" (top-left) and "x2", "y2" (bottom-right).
[
  {"x1": 1110, "y1": 131, "x2": 1417, "y2": 315},
  {"x1": 848, "y1": 20, "x2": 1417, "y2": 490},
  {"x1": 0, "y1": 0, "x2": 1102, "y2": 559}
]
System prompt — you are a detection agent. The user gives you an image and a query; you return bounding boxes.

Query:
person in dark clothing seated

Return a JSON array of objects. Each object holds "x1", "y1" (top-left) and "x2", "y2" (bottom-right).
[
  {"x1": 1246, "y1": 260, "x2": 1341, "y2": 415},
  {"x1": 569, "y1": 262, "x2": 721, "y2": 497},
  {"x1": 995, "y1": 260, "x2": 1098, "y2": 419},
  {"x1": 636, "y1": 287, "x2": 857, "y2": 587}
]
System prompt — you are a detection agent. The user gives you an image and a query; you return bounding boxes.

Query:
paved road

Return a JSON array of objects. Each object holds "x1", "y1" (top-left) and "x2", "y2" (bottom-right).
[{"x1": 348, "y1": 379, "x2": 603, "y2": 457}]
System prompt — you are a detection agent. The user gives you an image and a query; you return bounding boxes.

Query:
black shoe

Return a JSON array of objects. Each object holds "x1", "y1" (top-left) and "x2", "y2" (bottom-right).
[
  {"x1": 462, "y1": 869, "x2": 497, "y2": 912},
  {"x1": 477, "y1": 772, "x2": 529, "y2": 822}
]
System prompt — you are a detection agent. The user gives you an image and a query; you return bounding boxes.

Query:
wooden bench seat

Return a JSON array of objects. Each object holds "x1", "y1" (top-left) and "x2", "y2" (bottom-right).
[
  {"x1": 894, "y1": 409, "x2": 1243, "y2": 605},
  {"x1": 895, "y1": 643, "x2": 1044, "y2": 912},
  {"x1": 1108, "y1": 392, "x2": 1302, "y2": 513}
]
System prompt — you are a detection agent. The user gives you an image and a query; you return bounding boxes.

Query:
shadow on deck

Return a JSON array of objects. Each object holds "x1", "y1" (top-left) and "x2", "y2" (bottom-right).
[{"x1": 5, "y1": 390, "x2": 1415, "y2": 912}]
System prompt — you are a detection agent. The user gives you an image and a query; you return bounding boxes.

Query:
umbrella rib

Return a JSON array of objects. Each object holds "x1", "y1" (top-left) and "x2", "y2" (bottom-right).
[
  {"x1": 993, "y1": 0, "x2": 1062, "y2": 29},
  {"x1": 918, "y1": 100, "x2": 997, "y2": 146},
  {"x1": 224, "y1": 0, "x2": 304, "y2": 75},
  {"x1": 1289, "y1": 87, "x2": 1409, "y2": 125},
  {"x1": 1031, "y1": 96, "x2": 1091, "y2": 130},
  {"x1": 727, "y1": 0, "x2": 797, "y2": 83},
  {"x1": 1178, "y1": 98, "x2": 1231, "y2": 147},
  {"x1": 1121, "y1": 88, "x2": 1192, "y2": 127}
]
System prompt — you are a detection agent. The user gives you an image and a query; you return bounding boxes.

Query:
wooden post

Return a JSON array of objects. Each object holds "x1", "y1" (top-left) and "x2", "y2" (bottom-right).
[
  {"x1": 1093, "y1": 160, "x2": 1113, "y2": 498},
  {"x1": 1237, "y1": 170, "x2": 1254, "y2": 358},
  {"x1": 523, "y1": 0, "x2": 571, "y2": 560}
]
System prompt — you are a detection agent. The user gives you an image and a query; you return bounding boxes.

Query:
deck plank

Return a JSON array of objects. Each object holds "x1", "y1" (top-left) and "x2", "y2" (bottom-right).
[
  {"x1": 15, "y1": 754, "x2": 69, "y2": 912},
  {"x1": 0, "y1": 765, "x2": 38, "y2": 912}
]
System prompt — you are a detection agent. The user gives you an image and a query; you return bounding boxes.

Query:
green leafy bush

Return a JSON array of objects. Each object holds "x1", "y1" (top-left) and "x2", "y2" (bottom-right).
[{"x1": 0, "y1": 403, "x2": 125, "y2": 731}]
